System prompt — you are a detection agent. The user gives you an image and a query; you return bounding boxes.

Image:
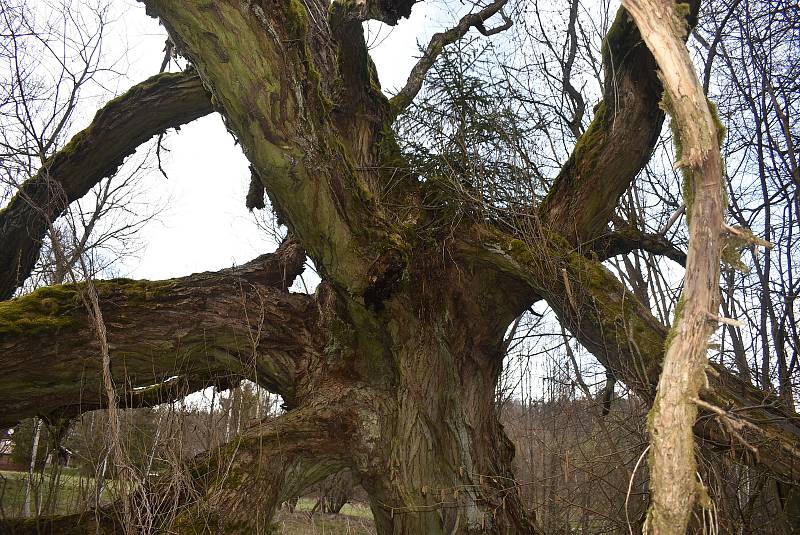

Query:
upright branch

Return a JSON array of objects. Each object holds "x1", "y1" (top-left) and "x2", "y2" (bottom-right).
[
  {"x1": 2, "y1": 0, "x2": 799, "y2": 533},
  {"x1": 539, "y1": 2, "x2": 699, "y2": 245},
  {"x1": 620, "y1": 0, "x2": 726, "y2": 532}
]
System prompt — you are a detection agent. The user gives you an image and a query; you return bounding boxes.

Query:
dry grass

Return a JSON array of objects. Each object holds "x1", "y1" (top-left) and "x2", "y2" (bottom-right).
[{"x1": 273, "y1": 500, "x2": 375, "y2": 534}]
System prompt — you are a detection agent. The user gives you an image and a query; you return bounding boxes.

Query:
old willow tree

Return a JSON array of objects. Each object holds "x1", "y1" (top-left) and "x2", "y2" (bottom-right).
[{"x1": 1, "y1": 0, "x2": 799, "y2": 533}]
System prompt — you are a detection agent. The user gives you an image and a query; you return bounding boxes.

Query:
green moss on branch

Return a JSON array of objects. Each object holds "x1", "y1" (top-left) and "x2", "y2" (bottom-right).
[{"x1": 0, "y1": 285, "x2": 79, "y2": 336}]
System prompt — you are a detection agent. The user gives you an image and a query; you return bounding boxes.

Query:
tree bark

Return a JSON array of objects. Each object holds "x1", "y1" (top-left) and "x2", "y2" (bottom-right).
[
  {"x1": 468, "y1": 228, "x2": 800, "y2": 483},
  {"x1": 539, "y1": 1, "x2": 699, "y2": 245},
  {"x1": 2, "y1": 0, "x2": 799, "y2": 533},
  {"x1": 1, "y1": 270, "x2": 542, "y2": 534},
  {"x1": 0, "y1": 238, "x2": 307, "y2": 427},
  {"x1": 349, "y1": 287, "x2": 537, "y2": 534}
]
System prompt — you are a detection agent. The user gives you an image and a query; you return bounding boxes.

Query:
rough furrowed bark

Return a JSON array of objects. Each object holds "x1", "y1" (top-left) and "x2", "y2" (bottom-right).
[
  {"x1": 2, "y1": 3, "x2": 542, "y2": 533},
  {"x1": 1, "y1": 258, "x2": 541, "y2": 534},
  {"x1": 5, "y1": 0, "x2": 800, "y2": 533},
  {"x1": 0, "y1": 239, "x2": 310, "y2": 427},
  {"x1": 140, "y1": 0, "x2": 405, "y2": 299},
  {"x1": 0, "y1": 71, "x2": 213, "y2": 300},
  {"x1": 328, "y1": 259, "x2": 539, "y2": 535}
]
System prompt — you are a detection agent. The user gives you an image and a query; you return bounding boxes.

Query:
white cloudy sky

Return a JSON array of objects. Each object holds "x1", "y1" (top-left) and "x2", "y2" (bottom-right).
[{"x1": 97, "y1": 0, "x2": 458, "y2": 281}]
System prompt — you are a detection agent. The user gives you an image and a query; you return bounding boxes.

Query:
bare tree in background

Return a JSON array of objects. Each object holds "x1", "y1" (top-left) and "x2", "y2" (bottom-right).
[{"x1": 0, "y1": 0, "x2": 171, "y2": 526}]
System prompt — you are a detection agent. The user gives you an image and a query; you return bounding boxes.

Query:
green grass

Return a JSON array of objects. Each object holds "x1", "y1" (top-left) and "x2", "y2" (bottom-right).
[
  {"x1": 274, "y1": 498, "x2": 375, "y2": 534},
  {"x1": 0, "y1": 470, "x2": 377, "y2": 533},
  {"x1": 293, "y1": 498, "x2": 373, "y2": 519},
  {"x1": 338, "y1": 503, "x2": 373, "y2": 520},
  {"x1": 274, "y1": 509, "x2": 375, "y2": 534},
  {"x1": 0, "y1": 468, "x2": 110, "y2": 519}
]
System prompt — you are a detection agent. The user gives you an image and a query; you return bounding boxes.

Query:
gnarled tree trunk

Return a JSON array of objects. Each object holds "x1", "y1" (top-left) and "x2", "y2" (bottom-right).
[
  {"x1": 342, "y1": 271, "x2": 536, "y2": 533},
  {"x1": 1, "y1": 0, "x2": 799, "y2": 533}
]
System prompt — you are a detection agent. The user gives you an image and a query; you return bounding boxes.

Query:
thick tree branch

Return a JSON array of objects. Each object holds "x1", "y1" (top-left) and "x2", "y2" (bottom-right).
[
  {"x1": 469, "y1": 229, "x2": 800, "y2": 484},
  {"x1": 538, "y1": 2, "x2": 699, "y2": 245},
  {"x1": 143, "y1": 0, "x2": 402, "y2": 300},
  {"x1": 120, "y1": 372, "x2": 242, "y2": 412},
  {"x1": 389, "y1": 0, "x2": 512, "y2": 116},
  {"x1": 348, "y1": 0, "x2": 419, "y2": 25},
  {"x1": 595, "y1": 226, "x2": 687, "y2": 266},
  {"x1": 0, "y1": 403, "x2": 350, "y2": 534},
  {"x1": 170, "y1": 402, "x2": 351, "y2": 533},
  {"x1": 0, "y1": 71, "x2": 213, "y2": 300},
  {"x1": 0, "y1": 239, "x2": 311, "y2": 428}
]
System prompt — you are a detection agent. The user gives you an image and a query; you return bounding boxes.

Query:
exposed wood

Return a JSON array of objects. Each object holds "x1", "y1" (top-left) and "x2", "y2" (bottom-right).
[{"x1": 618, "y1": 1, "x2": 726, "y2": 531}]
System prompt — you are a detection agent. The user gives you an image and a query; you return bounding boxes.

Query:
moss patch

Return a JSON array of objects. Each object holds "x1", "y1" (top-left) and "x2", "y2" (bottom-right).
[
  {"x1": 663, "y1": 294, "x2": 685, "y2": 351},
  {"x1": 99, "y1": 277, "x2": 176, "y2": 304},
  {"x1": 0, "y1": 285, "x2": 79, "y2": 336},
  {"x1": 286, "y1": 0, "x2": 309, "y2": 37}
]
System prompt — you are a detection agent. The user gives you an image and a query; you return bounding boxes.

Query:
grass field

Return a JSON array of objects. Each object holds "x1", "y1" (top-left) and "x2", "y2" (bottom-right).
[
  {"x1": 0, "y1": 468, "x2": 111, "y2": 518},
  {"x1": 1, "y1": 470, "x2": 375, "y2": 533},
  {"x1": 274, "y1": 499, "x2": 375, "y2": 534}
]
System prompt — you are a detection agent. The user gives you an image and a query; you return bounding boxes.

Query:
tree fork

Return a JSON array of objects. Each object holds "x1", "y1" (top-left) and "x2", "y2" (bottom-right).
[
  {"x1": 2, "y1": 1, "x2": 799, "y2": 533},
  {"x1": 468, "y1": 228, "x2": 800, "y2": 483}
]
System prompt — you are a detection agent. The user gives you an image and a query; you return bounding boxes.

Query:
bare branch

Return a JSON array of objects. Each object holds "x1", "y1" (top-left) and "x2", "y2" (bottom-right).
[
  {"x1": 389, "y1": 0, "x2": 512, "y2": 115},
  {"x1": 621, "y1": 0, "x2": 727, "y2": 529},
  {"x1": 595, "y1": 227, "x2": 687, "y2": 266},
  {"x1": 0, "y1": 70, "x2": 213, "y2": 299}
]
